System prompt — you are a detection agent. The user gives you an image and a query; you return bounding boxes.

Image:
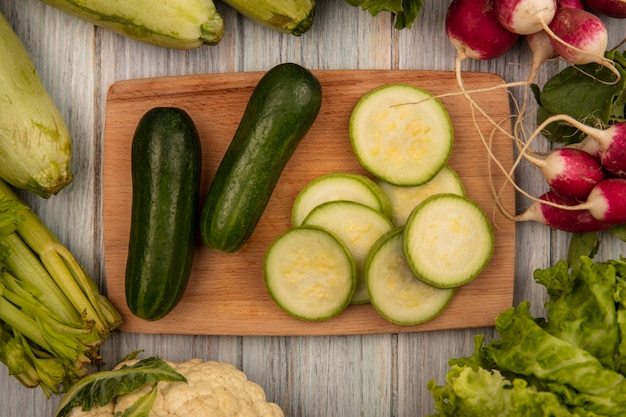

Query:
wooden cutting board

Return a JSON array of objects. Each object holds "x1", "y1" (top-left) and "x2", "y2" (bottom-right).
[{"x1": 103, "y1": 69, "x2": 516, "y2": 336}]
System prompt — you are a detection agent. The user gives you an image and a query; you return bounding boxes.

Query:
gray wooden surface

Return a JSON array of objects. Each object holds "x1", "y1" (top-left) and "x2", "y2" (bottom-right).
[{"x1": 1, "y1": 1, "x2": 625, "y2": 416}]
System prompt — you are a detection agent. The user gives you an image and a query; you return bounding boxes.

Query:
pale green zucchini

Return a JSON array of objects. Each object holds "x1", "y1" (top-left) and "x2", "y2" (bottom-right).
[
  {"x1": 0, "y1": 12, "x2": 73, "y2": 198},
  {"x1": 221, "y1": 0, "x2": 315, "y2": 35},
  {"x1": 39, "y1": 0, "x2": 224, "y2": 49}
]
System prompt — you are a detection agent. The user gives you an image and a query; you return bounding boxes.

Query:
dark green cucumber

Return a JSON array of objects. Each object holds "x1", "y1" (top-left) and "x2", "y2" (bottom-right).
[
  {"x1": 200, "y1": 63, "x2": 322, "y2": 253},
  {"x1": 125, "y1": 107, "x2": 202, "y2": 321}
]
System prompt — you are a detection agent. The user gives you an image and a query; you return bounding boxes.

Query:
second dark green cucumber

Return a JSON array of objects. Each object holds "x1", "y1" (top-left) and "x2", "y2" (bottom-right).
[{"x1": 200, "y1": 63, "x2": 322, "y2": 253}]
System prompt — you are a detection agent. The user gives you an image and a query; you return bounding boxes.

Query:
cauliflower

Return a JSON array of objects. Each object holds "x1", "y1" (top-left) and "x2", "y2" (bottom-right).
[{"x1": 65, "y1": 358, "x2": 284, "y2": 417}]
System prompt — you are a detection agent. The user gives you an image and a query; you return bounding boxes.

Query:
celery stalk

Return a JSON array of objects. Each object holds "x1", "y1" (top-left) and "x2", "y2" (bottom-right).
[
  {"x1": 0, "y1": 234, "x2": 80, "y2": 325},
  {"x1": 0, "y1": 178, "x2": 122, "y2": 395},
  {"x1": 0, "y1": 328, "x2": 40, "y2": 388},
  {"x1": 0, "y1": 291, "x2": 50, "y2": 351},
  {"x1": 221, "y1": 0, "x2": 315, "y2": 35},
  {"x1": 0, "y1": 179, "x2": 121, "y2": 335}
]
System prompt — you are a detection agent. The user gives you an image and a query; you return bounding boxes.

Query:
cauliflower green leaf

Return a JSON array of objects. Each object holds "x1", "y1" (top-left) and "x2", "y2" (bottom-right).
[{"x1": 54, "y1": 357, "x2": 186, "y2": 417}]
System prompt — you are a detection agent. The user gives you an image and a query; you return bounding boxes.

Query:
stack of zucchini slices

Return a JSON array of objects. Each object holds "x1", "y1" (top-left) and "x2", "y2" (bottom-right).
[{"x1": 264, "y1": 84, "x2": 494, "y2": 325}]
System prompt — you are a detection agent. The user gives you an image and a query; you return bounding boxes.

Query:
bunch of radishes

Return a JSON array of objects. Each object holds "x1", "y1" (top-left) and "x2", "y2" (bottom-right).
[
  {"x1": 513, "y1": 113, "x2": 626, "y2": 233},
  {"x1": 446, "y1": 0, "x2": 622, "y2": 79},
  {"x1": 442, "y1": 0, "x2": 626, "y2": 234}
]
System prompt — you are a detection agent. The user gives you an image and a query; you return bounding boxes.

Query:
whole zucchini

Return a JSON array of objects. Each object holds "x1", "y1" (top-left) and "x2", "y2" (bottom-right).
[
  {"x1": 200, "y1": 63, "x2": 322, "y2": 253},
  {"x1": 125, "y1": 107, "x2": 202, "y2": 321},
  {"x1": 221, "y1": 0, "x2": 315, "y2": 35},
  {"x1": 39, "y1": 0, "x2": 224, "y2": 49},
  {"x1": 0, "y1": 12, "x2": 72, "y2": 198}
]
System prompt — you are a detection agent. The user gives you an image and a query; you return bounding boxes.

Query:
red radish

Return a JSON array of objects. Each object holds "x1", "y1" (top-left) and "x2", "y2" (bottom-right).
[
  {"x1": 446, "y1": 0, "x2": 520, "y2": 60},
  {"x1": 558, "y1": 0, "x2": 584, "y2": 8},
  {"x1": 567, "y1": 135, "x2": 601, "y2": 158},
  {"x1": 445, "y1": 0, "x2": 523, "y2": 142},
  {"x1": 577, "y1": 178, "x2": 626, "y2": 223},
  {"x1": 548, "y1": 7, "x2": 610, "y2": 66},
  {"x1": 583, "y1": 0, "x2": 626, "y2": 18},
  {"x1": 517, "y1": 190, "x2": 615, "y2": 232},
  {"x1": 523, "y1": 147, "x2": 607, "y2": 200},
  {"x1": 526, "y1": 30, "x2": 556, "y2": 81},
  {"x1": 495, "y1": 0, "x2": 557, "y2": 35},
  {"x1": 539, "y1": 115, "x2": 626, "y2": 178}
]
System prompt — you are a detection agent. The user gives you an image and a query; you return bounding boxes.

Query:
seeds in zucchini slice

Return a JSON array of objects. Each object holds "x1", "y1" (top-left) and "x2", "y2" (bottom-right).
[
  {"x1": 378, "y1": 166, "x2": 465, "y2": 226},
  {"x1": 366, "y1": 228, "x2": 456, "y2": 325},
  {"x1": 264, "y1": 226, "x2": 356, "y2": 321},
  {"x1": 349, "y1": 83, "x2": 453, "y2": 186},
  {"x1": 292, "y1": 173, "x2": 392, "y2": 226},
  {"x1": 302, "y1": 200, "x2": 394, "y2": 304},
  {"x1": 404, "y1": 194, "x2": 494, "y2": 289}
]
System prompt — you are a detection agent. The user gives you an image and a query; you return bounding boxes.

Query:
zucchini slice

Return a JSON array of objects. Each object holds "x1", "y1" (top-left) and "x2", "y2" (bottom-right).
[
  {"x1": 349, "y1": 83, "x2": 453, "y2": 186},
  {"x1": 264, "y1": 226, "x2": 355, "y2": 321},
  {"x1": 366, "y1": 228, "x2": 456, "y2": 325},
  {"x1": 302, "y1": 200, "x2": 393, "y2": 304},
  {"x1": 292, "y1": 173, "x2": 392, "y2": 226},
  {"x1": 378, "y1": 166, "x2": 465, "y2": 226},
  {"x1": 404, "y1": 193, "x2": 494, "y2": 288}
]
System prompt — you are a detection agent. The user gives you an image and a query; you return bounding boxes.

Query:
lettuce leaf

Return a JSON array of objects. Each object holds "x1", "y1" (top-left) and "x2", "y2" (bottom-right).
[
  {"x1": 428, "y1": 257, "x2": 626, "y2": 416},
  {"x1": 484, "y1": 301, "x2": 626, "y2": 415},
  {"x1": 428, "y1": 364, "x2": 600, "y2": 417},
  {"x1": 344, "y1": 0, "x2": 424, "y2": 29},
  {"x1": 534, "y1": 258, "x2": 620, "y2": 370}
]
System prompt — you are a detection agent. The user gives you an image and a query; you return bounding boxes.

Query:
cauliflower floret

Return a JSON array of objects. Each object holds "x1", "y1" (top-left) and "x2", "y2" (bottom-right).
[
  {"x1": 67, "y1": 403, "x2": 115, "y2": 417},
  {"x1": 110, "y1": 359, "x2": 284, "y2": 417}
]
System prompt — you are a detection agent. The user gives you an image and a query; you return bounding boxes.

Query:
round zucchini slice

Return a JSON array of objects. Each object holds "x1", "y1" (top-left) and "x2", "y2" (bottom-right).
[
  {"x1": 404, "y1": 193, "x2": 494, "y2": 288},
  {"x1": 349, "y1": 83, "x2": 453, "y2": 186},
  {"x1": 302, "y1": 200, "x2": 394, "y2": 304},
  {"x1": 292, "y1": 173, "x2": 392, "y2": 226},
  {"x1": 264, "y1": 226, "x2": 356, "y2": 321},
  {"x1": 378, "y1": 166, "x2": 465, "y2": 226},
  {"x1": 366, "y1": 228, "x2": 456, "y2": 325}
]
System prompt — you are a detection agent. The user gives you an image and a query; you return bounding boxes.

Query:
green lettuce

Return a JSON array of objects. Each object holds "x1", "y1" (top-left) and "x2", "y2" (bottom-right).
[
  {"x1": 427, "y1": 257, "x2": 626, "y2": 416},
  {"x1": 485, "y1": 302, "x2": 626, "y2": 415},
  {"x1": 534, "y1": 258, "x2": 621, "y2": 370},
  {"x1": 428, "y1": 364, "x2": 600, "y2": 417}
]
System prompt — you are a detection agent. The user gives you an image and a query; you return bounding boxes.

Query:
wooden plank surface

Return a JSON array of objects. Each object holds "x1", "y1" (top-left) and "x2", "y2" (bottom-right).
[
  {"x1": 5, "y1": 1, "x2": 626, "y2": 416},
  {"x1": 103, "y1": 69, "x2": 516, "y2": 336}
]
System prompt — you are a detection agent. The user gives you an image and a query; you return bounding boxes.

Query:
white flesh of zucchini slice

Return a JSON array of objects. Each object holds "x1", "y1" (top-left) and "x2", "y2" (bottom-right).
[
  {"x1": 378, "y1": 166, "x2": 465, "y2": 226},
  {"x1": 264, "y1": 226, "x2": 356, "y2": 321},
  {"x1": 291, "y1": 173, "x2": 392, "y2": 226},
  {"x1": 349, "y1": 83, "x2": 453, "y2": 186},
  {"x1": 366, "y1": 228, "x2": 456, "y2": 325},
  {"x1": 302, "y1": 200, "x2": 394, "y2": 304},
  {"x1": 404, "y1": 194, "x2": 494, "y2": 288}
]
